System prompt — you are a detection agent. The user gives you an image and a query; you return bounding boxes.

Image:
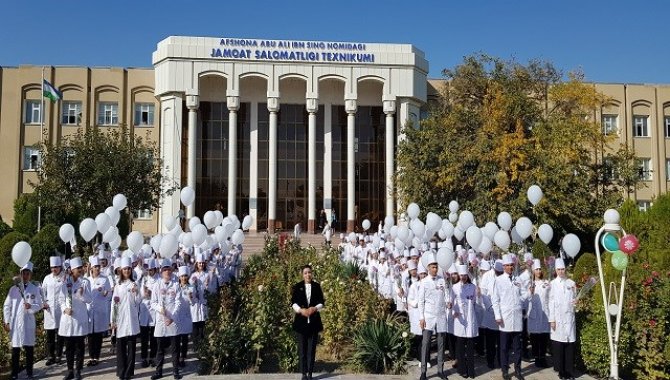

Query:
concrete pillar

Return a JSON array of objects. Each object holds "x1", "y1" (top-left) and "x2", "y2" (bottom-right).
[
  {"x1": 383, "y1": 98, "x2": 396, "y2": 220},
  {"x1": 267, "y1": 95, "x2": 280, "y2": 233},
  {"x1": 185, "y1": 93, "x2": 199, "y2": 219},
  {"x1": 345, "y1": 98, "x2": 357, "y2": 233},
  {"x1": 227, "y1": 95, "x2": 240, "y2": 216},
  {"x1": 306, "y1": 97, "x2": 318, "y2": 233}
]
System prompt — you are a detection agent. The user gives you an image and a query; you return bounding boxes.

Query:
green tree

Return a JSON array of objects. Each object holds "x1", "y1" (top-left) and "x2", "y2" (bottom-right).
[
  {"x1": 397, "y1": 54, "x2": 639, "y2": 247},
  {"x1": 12, "y1": 193, "x2": 39, "y2": 236},
  {"x1": 31, "y1": 125, "x2": 177, "y2": 228}
]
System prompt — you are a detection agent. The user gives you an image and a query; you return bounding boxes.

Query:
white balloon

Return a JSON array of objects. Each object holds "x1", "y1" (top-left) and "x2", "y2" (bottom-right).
[
  {"x1": 214, "y1": 210, "x2": 224, "y2": 226},
  {"x1": 163, "y1": 216, "x2": 177, "y2": 231},
  {"x1": 12, "y1": 241, "x2": 32, "y2": 267},
  {"x1": 412, "y1": 237, "x2": 422, "y2": 249},
  {"x1": 478, "y1": 237, "x2": 493, "y2": 255},
  {"x1": 203, "y1": 211, "x2": 218, "y2": 229},
  {"x1": 59, "y1": 224, "x2": 75, "y2": 244},
  {"x1": 141, "y1": 244, "x2": 153, "y2": 257},
  {"x1": 562, "y1": 233, "x2": 581, "y2": 258},
  {"x1": 511, "y1": 227, "x2": 524, "y2": 245},
  {"x1": 538, "y1": 224, "x2": 553, "y2": 244},
  {"x1": 497, "y1": 212, "x2": 513, "y2": 231},
  {"x1": 449, "y1": 200, "x2": 459, "y2": 213},
  {"x1": 441, "y1": 220, "x2": 454, "y2": 238},
  {"x1": 372, "y1": 235, "x2": 381, "y2": 249},
  {"x1": 126, "y1": 231, "x2": 144, "y2": 254},
  {"x1": 79, "y1": 218, "x2": 97, "y2": 242},
  {"x1": 436, "y1": 247, "x2": 454, "y2": 269},
  {"x1": 348, "y1": 232, "x2": 356, "y2": 243},
  {"x1": 438, "y1": 228, "x2": 447, "y2": 240},
  {"x1": 214, "y1": 226, "x2": 226, "y2": 242},
  {"x1": 483, "y1": 222, "x2": 499, "y2": 241},
  {"x1": 231, "y1": 229, "x2": 245, "y2": 245},
  {"x1": 159, "y1": 234, "x2": 178, "y2": 258},
  {"x1": 453, "y1": 226, "x2": 464, "y2": 241},
  {"x1": 223, "y1": 222, "x2": 235, "y2": 238},
  {"x1": 394, "y1": 238, "x2": 404, "y2": 251},
  {"x1": 191, "y1": 224, "x2": 208, "y2": 246},
  {"x1": 102, "y1": 226, "x2": 119, "y2": 243},
  {"x1": 109, "y1": 236, "x2": 121, "y2": 250},
  {"x1": 458, "y1": 211, "x2": 475, "y2": 230},
  {"x1": 242, "y1": 215, "x2": 253, "y2": 230},
  {"x1": 448, "y1": 212, "x2": 458, "y2": 223},
  {"x1": 389, "y1": 225, "x2": 398, "y2": 239},
  {"x1": 494, "y1": 230, "x2": 511, "y2": 251},
  {"x1": 182, "y1": 232, "x2": 194, "y2": 248},
  {"x1": 515, "y1": 217, "x2": 533, "y2": 240},
  {"x1": 466, "y1": 226, "x2": 483, "y2": 250},
  {"x1": 384, "y1": 216, "x2": 395, "y2": 229},
  {"x1": 105, "y1": 206, "x2": 121, "y2": 227},
  {"x1": 426, "y1": 212, "x2": 442, "y2": 232},
  {"x1": 407, "y1": 203, "x2": 420, "y2": 220},
  {"x1": 112, "y1": 193, "x2": 127, "y2": 211},
  {"x1": 420, "y1": 252, "x2": 435, "y2": 269},
  {"x1": 410, "y1": 219, "x2": 425, "y2": 238},
  {"x1": 188, "y1": 217, "x2": 201, "y2": 231},
  {"x1": 527, "y1": 185, "x2": 543, "y2": 206},
  {"x1": 362, "y1": 219, "x2": 371, "y2": 231},
  {"x1": 169, "y1": 224, "x2": 183, "y2": 236},
  {"x1": 397, "y1": 226, "x2": 410, "y2": 241},
  {"x1": 150, "y1": 234, "x2": 163, "y2": 253},
  {"x1": 180, "y1": 186, "x2": 195, "y2": 207},
  {"x1": 95, "y1": 213, "x2": 111, "y2": 234}
]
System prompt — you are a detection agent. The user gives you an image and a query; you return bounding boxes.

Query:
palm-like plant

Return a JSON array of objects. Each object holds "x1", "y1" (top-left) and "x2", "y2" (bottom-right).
[{"x1": 350, "y1": 315, "x2": 410, "y2": 374}]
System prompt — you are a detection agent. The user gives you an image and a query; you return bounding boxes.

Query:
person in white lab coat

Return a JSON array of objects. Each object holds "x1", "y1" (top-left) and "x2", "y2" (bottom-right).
[
  {"x1": 492, "y1": 254, "x2": 529, "y2": 380},
  {"x1": 406, "y1": 261, "x2": 426, "y2": 363},
  {"x1": 549, "y1": 258, "x2": 577, "y2": 380},
  {"x1": 112, "y1": 257, "x2": 141, "y2": 380},
  {"x1": 418, "y1": 253, "x2": 449, "y2": 380},
  {"x1": 4, "y1": 262, "x2": 42, "y2": 380},
  {"x1": 176, "y1": 266, "x2": 194, "y2": 368},
  {"x1": 480, "y1": 260, "x2": 502, "y2": 369},
  {"x1": 151, "y1": 259, "x2": 182, "y2": 380},
  {"x1": 43, "y1": 256, "x2": 65, "y2": 365},
  {"x1": 527, "y1": 259, "x2": 550, "y2": 368},
  {"x1": 452, "y1": 264, "x2": 478, "y2": 379},
  {"x1": 139, "y1": 259, "x2": 158, "y2": 367},
  {"x1": 86, "y1": 256, "x2": 111, "y2": 367},
  {"x1": 59, "y1": 257, "x2": 92, "y2": 380},
  {"x1": 190, "y1": 254, "x2": 211, "y2": 348}
]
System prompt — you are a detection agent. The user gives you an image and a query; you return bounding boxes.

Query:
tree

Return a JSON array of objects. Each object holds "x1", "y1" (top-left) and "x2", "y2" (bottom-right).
[
  {"x1": 12, "y1": 193, "x2": 38, "y2": 236},
  {"x1": 31, "y1": 125, "x2": 177, "y2": 228},
  {"x1": 397, "y1": 54, "x2": 639, "y2": 248}
]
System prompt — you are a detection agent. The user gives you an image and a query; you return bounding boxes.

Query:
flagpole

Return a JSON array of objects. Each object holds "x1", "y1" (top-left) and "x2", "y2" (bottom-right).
[{"x1": 38, "y1": 67, "x2": 45, "y2": 232}]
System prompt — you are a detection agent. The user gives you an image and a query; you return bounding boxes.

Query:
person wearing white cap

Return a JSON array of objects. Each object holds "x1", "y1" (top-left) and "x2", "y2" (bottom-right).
[
  {"x1": 139, "y1": 259, "x2": 159, "y2": 368},
  {"x1": 492, "y1": 254, "x2": 530, "y2": 380},
  {"x1": 150, "y1": 259, "x2": 182, "y2": 380},
  {"x1": 445, "y1": 263, "x2": 459, "y2": 363},
  {"x1": 4, "y1": 262, "x2": 42, "y2": 380},
  {"x1": 189, "y1": 254, "x2": 211, "y2": 348},
  {"x1": 418, "y1": 253, "x2": 449, "y2": 380},
  {"x1": 527, "y1": 259, "x2": 550, "y2": 368},
  {"x1": 59, "y1": 256, "x2": 92, "y2": 380},
  {"x1": 85, "y1": 256, "x2": 111, "y2": 367},
  {"x1": 548, "y1": 258, "x2": 577, "y2": 380},
  {"x1": 42, "y1": 255, "x2": 65, "y2": 365},
  {"x1": 366, "y1": 251, "x2": 380, "y2": 290},
  {"x1": 479, "y1": 259, "x2": 501, "y2": 369},
  {"x1": 354, "y1": 238, "x2": 371, "y2": 269},
  {"x1": 99, "y1": 250, "x2": 114, "y2": 286},
  {"x1": 452, "y1": 264, "x2": 478, "y2": 379},
  {"x1": 112, "y1": 256, "x2": 141, "y2": 380},
  {"x1": 175, "y1": 266, "x2": 193, "y2": 368},
  {"x1": 407, "y1": 262, "x2": 427, "y2": 363},
  {"x1": 377, "y1": 251, "x2": 393, "y2": 300},
  {"x1": 518, "y1": 252, "x2": 534, "y2": 360}
]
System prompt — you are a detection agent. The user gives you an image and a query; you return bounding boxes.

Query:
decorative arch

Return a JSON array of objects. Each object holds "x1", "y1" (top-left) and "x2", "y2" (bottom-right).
[
  {"x1": 631, "y1": 99, "x2": 652, "y2": 108},
  {"x1": 59, "y1": 84, "x2": 84, "y2": 93},
  {"x1": 356, "y1": 75, "x2": 386, "y2": 85},
  {"x1": 131, "y1": 85, "x2": 154, "y2": 96},
  {"x1": 239, "y1": 72, "x2": 269, "y2": 81},
  {"x1": 198, "y1": 70, "x2": 229, "y2": 80},
  {"x1": 278, "y1": 73, "x2": 308, "y2": 82},
  {"x1": 318, "y1": 74, "x2": 347, "y2": 83}
]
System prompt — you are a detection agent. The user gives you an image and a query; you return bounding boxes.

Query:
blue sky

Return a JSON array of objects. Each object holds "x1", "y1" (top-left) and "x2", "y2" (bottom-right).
[{"x1": 1, "y1": 0, "x2": 668, "y2": 83}]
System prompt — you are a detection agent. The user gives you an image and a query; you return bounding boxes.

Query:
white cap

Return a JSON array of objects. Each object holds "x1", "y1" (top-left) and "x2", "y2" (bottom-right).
[
  {"x1": 424, "y1": 252, "x2": 437, "y2": 266},
  {"x1": 50, "y1": 256, "x2": 62, "y2": 267},
  {"x1": 400, "y1": 257, "x2": 407, "y2": 265},
  {"x1": 494, "y1": 260, "x2": 504, "y2": 272},
  {"x1": 70, "y1": 257, "x2": 83, "y2": 269},
  {"x1": 417, "y1": 262, "x2": 427, "y2": 275},
  {"x1": 555, "y1": 258, "x2": 566, "y2": 270},
  {"x1": 408, "y1": 260, "x2": 417, "y2": 270},
  {"x1": 403, "y1": 249, "x2": 410, "y2": 258},
  {"x1": 21, "y1": 262, "x2": 33, "y2": 272},
  {"x1": 479, "y1": 261, "x2": 491, "y2": 271},
  {"x1": 532, "y1": 259, "x2": 542, "y2": 270},
  {"x1": 457, "y1": 264, "x2": 468, "y2": 276},
  {"x1": 121, "y1": 257, "x2": 132, "y2": 269},
  {"x1": 147, "y1": 258, "x2": 158, "y2": 270},
  {"x1": 195, "y1": 253, "x2": 205, "y2": 263},
  {"x1": 90, "y1": 256, "x2": 100, "y2": 266},
  {"x1": 160, "y1": 258, "x2": 172, "y2": 269},
  {"x1": 178, "y1": 266, "x2": 190, "y2": 277},
  {"x1": 468, "y1": 252, "x2": 477, "y2": 263},
  {"x1": 97, "y1": 252, "x2": 107, "y2": 260},
  {"x1": 448, "y1": 263, "x2": 457, "y2": 274},
  {"x1": 113, "y1": 258, "x2": 121, "y2": 270},
  {"x1": 524, "y1": 253, "x2": 534, "y2": 262},
  {"x1": 420, "y1": 243, "x2": 428, "y2": 252},
  {"x1": 410, "y1": 248, "x2": 419, "y2": 257},
  {"x1": 502, "y1": 254, "x2": 514, "y2": 266}
]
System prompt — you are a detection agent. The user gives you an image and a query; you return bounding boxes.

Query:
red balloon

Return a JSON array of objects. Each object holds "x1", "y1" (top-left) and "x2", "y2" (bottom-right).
[{"x1": 619, "y1": 234, "x2": 639, "y2": 255}]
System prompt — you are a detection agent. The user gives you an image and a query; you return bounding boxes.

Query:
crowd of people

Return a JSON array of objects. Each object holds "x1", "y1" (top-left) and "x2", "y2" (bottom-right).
[
  {"x1": 4, "y1": 242, "x2": 242, "y2": 380},
  {"x1": 338, "y1": 233, "x2": 577, "y2": 380}
]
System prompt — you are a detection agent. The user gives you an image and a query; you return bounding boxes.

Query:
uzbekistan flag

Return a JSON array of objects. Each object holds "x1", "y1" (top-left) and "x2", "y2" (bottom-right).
[{"x1": 43, "y1": 79, "x2": 62, "y2": 102}]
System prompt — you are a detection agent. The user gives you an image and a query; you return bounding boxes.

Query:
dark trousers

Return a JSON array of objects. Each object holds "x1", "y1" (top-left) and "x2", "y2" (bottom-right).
[
  {"x1": 11, "y1": 346, "x2": 34, "y2": 378},
  {"x1": 522, "y1": 315, "x2": 530, "y2": 357},
  {"x1": 552, "y1": 340, "x2": 575, "y2": 378},
  {"x1": 117, "y1": 335, "x2": 137, "y2": 379},
  {"x1": 499, "y1": 331, "x2": 522, "y2": 373},
  {"x1": 155, "y1": 336, "x2": 179, "y2": 375},
  {"x1": 475, "y1": 328, "x2": 486, "y2": 356},
  {"x1": 296, "y1": 332, "x2": 318, "y2": 376},
  {"x1": 64, "y1": 336, "x2": 85, "y2": 372},
  {"x1": 447, "y1": 332, "x2": 457, "y2": 360},
  {"x1": 88, "y1": 331, "x2": 103, "y2": 359},
  {"x1": 191, "y1": 321, "x2": 205, "y2": 349},
  {"x1": 177, "y1": 334, "x2": 189, "y2": 362},
  {"x1": 421, "y1": 330, "x2": 445, "y2": 374},
  {"x1": 456, "y1": 336, "x2": 476, "y2": 378},
  {"x1": 411, "y1": 334, "x2": 423, "y2": 361},
  {"x1": 140, "y1": 326, "x2": 157, "y2": 360},
  {"x1": 530, "y1": 333, "x2": 549, "y2": 365},
  {"x1": 46, "y1": 328, "x2": 64, "y2": 359},
  {"x1": 485, "y1": 328, "x2": 500, "y2": 368}
]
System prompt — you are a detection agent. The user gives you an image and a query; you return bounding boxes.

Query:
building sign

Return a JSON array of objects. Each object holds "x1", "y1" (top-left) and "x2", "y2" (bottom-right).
[{"x1": 210, "y1": 38, "x2": 375, "y2": 63}]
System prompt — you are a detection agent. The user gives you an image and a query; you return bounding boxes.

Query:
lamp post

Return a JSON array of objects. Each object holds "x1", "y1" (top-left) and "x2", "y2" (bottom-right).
[{"x1": 593, "y1": 208, "x2": 627, "y2": 380}]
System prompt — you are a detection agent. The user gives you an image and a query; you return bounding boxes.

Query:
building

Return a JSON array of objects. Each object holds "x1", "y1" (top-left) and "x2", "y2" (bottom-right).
[{"x1": 0, "y1": 36, "x2": 667, "y2": 235}]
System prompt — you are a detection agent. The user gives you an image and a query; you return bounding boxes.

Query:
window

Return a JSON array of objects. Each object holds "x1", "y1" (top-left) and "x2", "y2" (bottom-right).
[
  {"x1": 665, "y1": 116, "x2": 670, "y2": 138},
  {"x1": 638, "y1": 158, "x2": 652, "y2": 181},
  {"x1": 97, "y1": 102, "x2": 118, "y2": 125},
  {"x1": 666, "y1": 159, "x2": 670, "y2": 180},
  {"x1": 134, "y1": 209, "x2": 152, "y2": 220},
  {"x1": 23, "y1": 146, "x2": 40, "y2": 170},
  {"x1": 633, "y1": 115, "x2": 649, "y2": 137},
  {"x1": 602, "y1": 157, "x2": 617, "y2": 181},
  {"x1": 134, "y1": 103, "x2": 155, "y2": 126},
  {"x1": 24, "y1": 100, "x2": 41, "y2": 124},
  {"x1": 637, "y1": 200, "x2": 651, "y2": 212},
  {"x1": 602, "y1": 115, "x2": 618, "y2": 135},
  {"x1": 61, "y1": 101, "x2": 82, "y2": 125}
]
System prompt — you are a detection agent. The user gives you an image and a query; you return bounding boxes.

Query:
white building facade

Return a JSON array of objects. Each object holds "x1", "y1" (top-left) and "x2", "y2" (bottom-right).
[{"x1": 153, "y1": 36, "x2": 428, "y2": 233}]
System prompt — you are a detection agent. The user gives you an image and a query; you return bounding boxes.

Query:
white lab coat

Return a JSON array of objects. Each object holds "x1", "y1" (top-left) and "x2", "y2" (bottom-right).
[
  {"x1": 175, "y1": 283, "x2": 194, "y2": 335},
  {"x1": 3, "y1": 282, "x2": 42, "y2": 347},
  {"x1": 394, "y1": 273, "x2": 411, "y2": 312},
  {"x1": 492, "y1": 272, "x2": 529, "y2": 332},
  {"x1": 527, "y1": 279, "x2": 551, "y2": 334},
  {"x1": 377, "y1": 261, "x2": 393, "y2": 299},
  {"x1": 87, "y1": 274, "x2": 112, "y2": 333},
  {"x1": 58, "y1": 277, "x2": 92, "y2": 337},
  {"x1": 151, "y1": 279, "x2": 180, "y2": 337},
  {"x1": 112, "y1": 280, "x2": 141, "y2": 338},
  {"x1": 41, "y1": 273, "x2": 65, "y2": 330},
  {"x1": 517, "y1": 270, "x2": 532, "y2": 312},
  {"x1": 407, "y1": 279, "x2": 423, "y2": 336},
  {"x1": 189, "y1": 273, "x2": 208, "y2": 323},
  {"x1": 418, "y1": 275, "x2": 449, "y2": 333},
  {"x1": 548, "y1": 277, "x2": 576, "y2": 343},
  {"x1": 452, "y1": 281, "x2": 479, "y2": 338},
  {"x1": 139, "y1": 274, "x2": 157, "y2": 327},
  {"x1": 478, "y1": 270, "x2": 498, "y2": 330}
]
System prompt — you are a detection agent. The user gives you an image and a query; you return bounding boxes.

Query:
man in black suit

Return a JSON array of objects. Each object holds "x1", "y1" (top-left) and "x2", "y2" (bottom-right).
[{"x1": 291, "y1": 265, "x2": 325, "y2": 380}]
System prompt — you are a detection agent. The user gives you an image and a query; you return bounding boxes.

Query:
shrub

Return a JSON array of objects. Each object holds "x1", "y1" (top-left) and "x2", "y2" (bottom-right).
[
  {"x1": 0, "y1": 218, "x2": 12, "y2": 239},
  {"x1": 350, "y1": 315, "x2": 410, "y2": 374},
  {"x1": 29, "y1": 224, "x2": 61, "y2": 281},
  {"x1": 12, "y1": 193, "x2": 38, "y2": 236}
]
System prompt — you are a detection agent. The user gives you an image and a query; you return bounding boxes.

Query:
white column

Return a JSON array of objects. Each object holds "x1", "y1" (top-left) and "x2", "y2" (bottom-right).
[
  {"x1": 227, "y1": 96, "x2": 240, "y2": 217},
  {"x1": 267, "y1": 96, "x2": 280, "y2": 233},
  {"x1": 249, "y1": 101, "x2": 259, "y2": 231},
  {"x1": 306, "y1": 97, "x2": 318, "y2": 233},
  {"x1": 345, "y1": 98, "x2": 357, "y2": 233},
  {"x1": 185, "y1": 93, "x2": 199, "y2": 219},
  {"x1": 383, "y1": 99, "x2": 396, "y2": 219},
  {"x1": 323, "y1": 103, "x2": 333, "y2": 224},
  {"x1": 159, "y1": 94, "x2": 184, "y2": 232}
]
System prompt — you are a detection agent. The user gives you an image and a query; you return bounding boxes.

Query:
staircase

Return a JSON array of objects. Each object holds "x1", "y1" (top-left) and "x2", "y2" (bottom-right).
[{"x1": 240, "y1": 231, "x2": 342, "y2": 261}]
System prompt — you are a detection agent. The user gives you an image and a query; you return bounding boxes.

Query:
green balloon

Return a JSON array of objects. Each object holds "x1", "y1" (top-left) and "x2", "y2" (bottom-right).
[
  {"x1": 611, "y1": 250, "x2": 628, "y2": 271},
  {"x1": 602, "y1": 233, "x2": 619, "y2": 253}
]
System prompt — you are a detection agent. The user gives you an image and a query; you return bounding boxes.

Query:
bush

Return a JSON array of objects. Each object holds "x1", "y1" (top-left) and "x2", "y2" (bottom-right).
[
  {"x1": 350, "y1": 315, "x2": 410, "y2": 374},
  {"x1": 0, "y1": 218, "x2": 12, "y2": 239},
  {"x1": 12, "y1": 193, "x2": 38, "y2": 236},
  {"x1": 29, "y1": 224, "x2": 61, "y2": 281}
]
